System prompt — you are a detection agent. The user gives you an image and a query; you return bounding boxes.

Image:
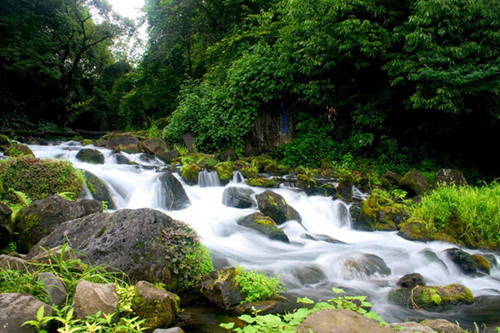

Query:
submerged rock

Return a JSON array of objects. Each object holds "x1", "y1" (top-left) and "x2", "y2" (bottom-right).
[
  {"x1": 222, "y1": 187, "x2": 256, "y2": 208},
  {"x1": 237, "y1": 212, "x2": 289, "y2": 243},
  {"x1": 256, "y1": 190, "x2": 302, "y2": 224},
  {"x1": 75, "y1": 148, "x2": 104, "y2": 164},
  {"x1": 157, "y1": 172, "x2": 191, "y2": 210},
  {"x1": 444, "y1": 248, "x2": 477, "y2": 275},
  {"x1": 396, "y1": 273, "x2": 426, "y2": 288},
  {"x1": 343, "y1": 253, "x2": 391, "y2": 278},
  {"x1": 83, "y1": 170, "x2": 116, "y2": 209}
]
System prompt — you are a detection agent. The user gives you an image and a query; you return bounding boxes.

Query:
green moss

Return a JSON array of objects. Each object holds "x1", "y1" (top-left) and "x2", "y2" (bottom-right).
[
  {"x1": 4, "y1": 143, "x2": 34, "y2": 158},
  {"x1": 181, "y1": 164, "x2": 201, "y2": 185},
  {"x1": 398, "y1": 218, "x2": 430, "y2": 241},
  {"x1": 81, "y1": 139, "x2": 93, "y2": 146},
  {"x1": 412, "y1": 284, "x2": 474, "y2": 310},
  {"x1": 251, "y1": 155, "x2": 275, "y2": 172},
  {"x1": 215, "y1": 161, "x2": 234, "y2": 182},
  {"x1": 241, "y1": 164, "x2": 258, "y2": 179},
  {"x1": 255, "y1": 216, "x2": 275, "y2": 226},
  {"x1": 132, "y1": 286, "x2": 179, "y2": 330},
  {"x1": 246, "y1": 177, "x2": 275, "y2": 188},
  {"x1": 472, "y1": 254, "x2": 491, "y2": 274},
  {"x1": 0, "y1": 134, "x2": 11, "y2": 147},
  {"x1": 134, "y1": 242, "x2": 144, "y2": 249}
]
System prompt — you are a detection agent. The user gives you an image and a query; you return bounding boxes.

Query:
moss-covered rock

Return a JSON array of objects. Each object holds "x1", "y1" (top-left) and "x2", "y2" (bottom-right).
[
  {"x1": 181, "y1": 164, "x2": 201, "y2": 185},
  {"x1": 246, "y1": 177, "x2": 276, "y2": 188},
  {"x1": 471, "y1": 254, "x2": 491, "y2": 274},
  {"x1": 256, "y1": 190, "x2": 302, "y2": 224},
  {"x1": 397, "y1": 218, "x2": 431, "y2": 242},
  {"x1": 132, "y1": 281, "x2": 180, "y2": 330},
  {"x1": 142, "y1": 137, "x2": 167, "y2": 154},
  {"x1": 0, "y1": 202, "x2": 13, "y2": 247},
  {"x1": 105, "y1": 135, "x2": 142, "y2": 153},
  {"x1": 222, "y1": 187, "x2": 256, "y2": 208},
  {"x1": 0, "y1": 134, "x2": 11, "y2": 150},
  {"x1": 434, "y1": 169, "x2": 468, "y2": 187},
  {"x1": 82, "y1": 171, "x2": 116, "y2": 210},
  {"x1": 399, "y1": 168, "x2": 429, "y2": 197},
  {"x1": 353, "y1": 190, "x2": 407, "y2": 231},
  {"x1": 336, "y1": 178, "x2": 353, "y2": 202},
  {"x1": 75, "y1": 148, "x2": 104, "y2": 164},
  {"x1": 202, "y1": 267, "x2": 244, "y2": 309},
  {"x1": 237, "y1": 212, "x2": 289, "y2": 243},
  {"x1": 215, "y1": 161, "x2": 234, "y2": 185},
  {"x1": 444, "y1": 248, "x2": 477, "y2": 275},
  {"x1": 4, "y1": 143, "x2": 35, "y2": 158},
  {"x1": 250, "y1": 155, "x2": 275, "y2": 172},
  {"x1": 0, "y1": 157, "x2": 85, "y2": 201},
  {"x1": 240, "y1": 163, "x2": 258, "y2": 179}
]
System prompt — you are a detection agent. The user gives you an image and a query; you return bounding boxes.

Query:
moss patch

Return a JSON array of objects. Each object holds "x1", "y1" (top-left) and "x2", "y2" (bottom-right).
[
  {"x1": 181, "y1": 164, "x2": 201, "y2": 185},
  {"x1": 472, "y1": 254, "x2": 491, "y2": 274},
  {"x1": 246, "y1": 177, "x2": 275, "y2": 188},
  {"x1": 215, "y1": 161, "x2": 234, "y2": 182}
]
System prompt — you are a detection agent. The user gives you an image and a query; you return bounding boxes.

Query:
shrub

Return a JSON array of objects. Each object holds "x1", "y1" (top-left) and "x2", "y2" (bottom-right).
[
  {"x1": 0, "y1": 157, "x2": 85, "y2": 201},
  {"x1": 0, "y1": 268, "x2": 48, "y2": 303},
  {"x1": 234, "y1": 266, "x2": 284, "y2": 303},
  {"x1": 410, "y1": 182, "x2": 500, "y2": 249}
]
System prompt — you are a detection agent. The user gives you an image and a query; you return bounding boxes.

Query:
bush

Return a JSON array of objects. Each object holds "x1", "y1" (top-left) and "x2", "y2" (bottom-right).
[
  {"x1": 0, "y1": 157, "x2": 85, "y2": 201},
  {"x1": 410, "y1": 182, "x2": 500, "y2": 249},
  {"x1": 234, "y1": 266, "x2": 284, "y2": 303}
]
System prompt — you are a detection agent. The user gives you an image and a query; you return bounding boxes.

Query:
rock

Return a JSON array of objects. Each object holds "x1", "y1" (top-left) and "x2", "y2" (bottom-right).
[
  {"x1": 73, "y1": 280, "x2": 118, "y2": 319},
  {"x1": 0, "y1": 254, "x2": 30, "y2": 272},
  {"x1": 291, "y1": 264, "x2": 326, "y2": 284},
  {"x1": 234, "y1": 299, "x2": 278, "y2": 315},
  {"x1": 0, "y1": 293, "x2": 52, "y2": 333},
  {"x1": 336, "y1": 179, "x2": 353, "y2": 202},
  {"x1": 471, "y1": 254, "x2": 490, "y2": 274},
  {"x1": 222, "y1": 187, "x2": 256, "y2": 208},
  {"x1": 237, "y1": 213, "x2": 289, "y2": 243},
  {"x1": 142, "y1": 137, "x2": 167, "y2": 154},
  {"x1": 153, "y1": 328, "x2": 185, "y2": 333},
  {"x1": 133, "y1": 281, "x2": 180, "y2": 329},
  {"x1": 215, "y1": 162, "x2": 235, "y2": 185},
  {"x1": 399, "y1": 169, "x2": 429, "y2": 197},
  {"x1": 4, "y1": 143, "x2": 35, "y2": 157},
  {"x1": 383, "y1": 170, "x2": 401, "y2": 186},
  {"x1": 0, "y1": 202, "x2": 13, "y2": 245},
  {"x1": 113, "y1": 152, "x2": 130, "y2": 164},
  {"x1": 202, "y1": 267, "x2": 244, "y2": 309},
  {"x1": 182, "y1": 133, "x2": 197, "y2": 153},
  {"x1": 434, "y1": 169, "x2": 467, "y2": 187},
  {"x1": 83, "y1": 171, "x2": 116, "y2": 210},
  {"x1": 420, "y1": 318, "x2": 465, "y2": 333},
  {"x1": 28, "y1": 245, "x2": 85, "y2": 272},
  {"x1": 0, "y1": 134, "x2": 10, "y2": 150},
  {"x1": 483, "y1": 254, "x2": 498, "y2": 269},
  {"x1": 343, "y1": 253, "x2": 391, "y2": 278},
  {"x1": 75, "y1": 148, "x2": 104, "y2": 164},
  {"x1": 157, "y1": 150, "x2": 180, "y2": 164},
  {"x1": 300, "y1": 233, "x2": 346, "y2": 244},
  {"x1": 354, "y1": 191, "x2": 406, "y2": 231},
  {"x1": 216, "y1": 148, "x2": 238, "y2": 161},
  {"x1": 246, "y1": 177, "x2": 276, "y2": 188},
  {"x1": 388, "y1": 322, "x2": 435, "y2": 333},
  {"x1": 15, "y1": 195, "x2": 102, "y2": 253},
  {"x1": 397, "y1": 218, "x2": 430, "y2": 241},
  {"x1": 296, "y1": 309, "x2": 392, "y2": 333},
  {"x1": 349, "y1": 203, "x2": 362, "y2": 223},
  {"x1": 256, "y1": 190, "x2": 302, "y2": 224},
  {"x1": 397, "y1": 273, "x2": 426, "y2": 288},
  {"x1": 444, "y1": 248, "x2": 477, "y2": 275},
  {"x1": 106, "y1": 136, "x2": 141, "y2": 153},
  {"x1": 157, "y1": 172, "x2": 191, "y2": 210},
  {"x1": 28, "y1": 209, "x2": 197, "y2": 284},
  {"x1": 181, "y1": 164, "x2": 201, "y2": 185},
  {"x1": 38, "y1": 272, "x2": 67, "y2": 306}
]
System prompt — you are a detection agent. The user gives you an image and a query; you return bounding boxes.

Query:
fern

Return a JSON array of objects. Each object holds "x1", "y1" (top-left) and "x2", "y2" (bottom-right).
[{"x1": 9, "y1": 188, "x2": 32, "y2": 207}]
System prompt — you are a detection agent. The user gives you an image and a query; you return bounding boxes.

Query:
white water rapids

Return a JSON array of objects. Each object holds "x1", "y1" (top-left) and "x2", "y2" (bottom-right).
[{"x1": 29, "y1": 141, "x2": 500, "y2": 330}]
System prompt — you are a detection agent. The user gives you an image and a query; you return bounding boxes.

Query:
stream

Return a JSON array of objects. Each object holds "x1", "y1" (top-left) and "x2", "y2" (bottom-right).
[{"x1": 28, "y1": 141, "x2": 500, "y2": 332}]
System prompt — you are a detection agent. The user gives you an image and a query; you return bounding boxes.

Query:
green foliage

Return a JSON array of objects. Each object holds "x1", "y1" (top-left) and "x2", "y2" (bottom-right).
[
  {"x1": 234, "y1": 266, "x2": 284, "y2": 303},
  {"x1": 0, "y1": 268, "x2": 48, "y2": 303},
  {"x1": 410, "y1": 182, "x2": 500, "y2": 249},
  {"x1": 0, "y1": 158, "x2": 85, "y2": 201},
  {"x1": 221, "y1": 287, "x2": 386, "y2": 332},
  {"x1": 162, "y1": 220, "x2": 214, "y2": 290}
]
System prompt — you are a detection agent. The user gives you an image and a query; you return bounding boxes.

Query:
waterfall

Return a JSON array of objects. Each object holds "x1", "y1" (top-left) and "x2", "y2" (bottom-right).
[{"x1": 198, "y1": 170, "x2": 221, "y2": 187}]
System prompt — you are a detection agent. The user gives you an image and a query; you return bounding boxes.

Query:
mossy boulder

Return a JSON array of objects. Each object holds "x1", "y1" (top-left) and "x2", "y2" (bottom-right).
[
  {"x1": 215, "y1": 161, "x2": 234, "y2": 185},
  {"x1": 246, "y1": 177, "x2": 276, "y2": 188},
  {"x1": 234, "y1": 161, "x2": 258, "y2": 179},
  {"x1": 250, "y1": 155, "x2": 275, "y2": 172},
  {"x1": 0, "y1": 202, "x2": 13, "y2": 247},
  {"x1": 399, "y1": 168, "x2": 429, "y2": 197},
  {"x1": 105, "y1": 136, "x2": 141, "y2": 153},
  {"x1": 75, "y1": 148, "x2": 104, "y2": 164},
  {"x1": 444, "y1": 248, "x2": 477, "y2": 275},
  {"x1": 82, "y1": 171, "x2": 116, "y2": 210},
  {"x1": 353, "y1": 191, "x2": 407, "y2": 231},
  {"x1": 132, "y1": 281, "x2": 180, "y2": 330},
  {"x1": 142, "y1": 137, "x2": 168, "y2": 154},
  {"x1": 396, "y1": 273, "x2": 426, "y2": 288},
  {"x1": 222, "y1": 187, "x2": 256, "y2": 208},
  {"x1": 0, "y1": 157, "x2": 85, "y2": 201},
  {"x1": 181, "y1": 164, "x2": 201, "y2": 185},
  {"x1": 256, "y1": 190, "x2": 302, "y2": 224},
  {"x1": 382, "y1": 170, "x2": 401, "y2": 187},
  {"x1": 434, "y1": 169, "x2": 467, "y2": 187},
  {"x1": 202, "y1": 267, "x2": 244, "y2": 309},
  {"x1": 4, "y1": 143, "x2": 35, "y2": 157},
  {"x1": 397, "y1": 218, "x2": 431, "y2": 242},
  {"x1": 156, "y1": 150, "x2": 180, "y2": 164},
  {"x1": 237, "y1": 212, "x2": 289, "y2": 243},
  {"x1": 336, "y1": 178, "x2": 353, "y2": 202},
  {"x1": 0, "y1": 134, "x2": 11, "y2": 150},
  {"x1": 471, "y1": 254, "x2": 490, "y2": 274}
]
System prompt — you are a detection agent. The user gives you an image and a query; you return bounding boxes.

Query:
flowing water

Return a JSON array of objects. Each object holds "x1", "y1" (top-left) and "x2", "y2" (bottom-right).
[{"x1": 29, "y1": 141, "x2": 500, "y2": 331}]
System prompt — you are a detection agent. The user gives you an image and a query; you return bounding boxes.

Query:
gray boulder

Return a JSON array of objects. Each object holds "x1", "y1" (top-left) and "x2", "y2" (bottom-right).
[
  {"x1": 256, "y1": 190, "x2": 301, "y2": 224},
  {"x1": 72, "y1": 280, "x2": 118, "y2": 319},
  {"x1": 237, "y1": 213, "x2": 289, "y2": 243},
  {"x1": 113, "y1": 153, "x2": 130, "y2": 164},
  {"x1": 397, "y1": 273, "x2": 426, "y2": 288},
  {"x1": 157, "y1": 172, "x2": 191, "y2": 210},
  {"x1": 0, "y1": 293, "x2": 52, "y2": 333},
  {"x1": 434, "y1": 169, "x2": 467, "y2": 187},
  {"x1": 399, "y1": 169, "x2": 429, "y2": 197},
  {"x1": 75, "y1": 148, "x2": 104, "y2": 164},
  {"x1": 343, "y1": 253, "x2": 391, "y2": 278},
  {"x1": 444, "y1": 248, "x2": 477, "y2": 275},
  {"x1": 222, "y1": 187, "x2": 256, "y2": 208},
  {"x1": 157, "y1": 150, "x2": 180, "y2": 164},
  {"x1": 15, "y1": 195, "x2": 102, "y2": 253},
  {"x1": 142, "y1": 137, "x2": 168, "y2": 154},
  {"x1": 0, "y1": 254, "x2": 29, "y2": 272},
  {"x1": 106, "y1": 136, "x2": 141, "y2": 153},
  {"x1": 83, "y1": 171, "x2": 116, "y2": 209},
  {"x1": 38, "y1": 272, "x2": 67, "y2": 306}
]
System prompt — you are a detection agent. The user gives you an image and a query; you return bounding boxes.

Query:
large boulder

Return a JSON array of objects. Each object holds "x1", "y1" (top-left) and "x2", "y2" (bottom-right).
[
  {"x1": 4, "y1": 143, "x2": 35, "y2": 158},
  {"x1": 237, "y1": 213, "x2": 289, "y2": 243},
  {"x1": 353, "y1": 191, "x2": 406, "y2": 231},
  {"x1": 157, "y1": 172, "x2": 191, "y2": 210},
  {"x1": 342, "y1": 253, "x2": 391, "y2": 278},
  {"x1": 133, "y1": 281, "x2": 180, "y2": 330},
  {"x1": 83, "y1": 171, "x2": 116, "y2": 209},
  {"x1": 156, "y1": 150, "x2": 180, "y2": 164},
  {"x1": 296, "y1": 309, "x2": 392, "y2": 333},
  {"x1": 142, "y1": 137, "x2": 168, "y2": 155},
  {"x1": 75, "y1": 148, "x2": 104, "y2": 164},
  {"x1": 399, "y1": 169, "x2": 429, "y2": 197},
  {"x1": 256, "y1": 190, "x2": 301, "y2": 224},
  {"x1": 434, "y1": 169, "x2": 467, "y2": 187},
  {"x1": 27, "y1": 209, "x2": 194, "y2": 284},
  {"x1": 222, "y1": 187, "x2": 256, "y2": 208},
  {"x1": 0, "y1": 293, "x2": 52, "y2": 333},
  {"x1": 444, "y1": 248, "x2": 477, "y2": 275},
  {"x1": 106, "y1": 136, "x2": 141, "y2": 153},
  {"x1": 15, "y1": 195, "x2": 102, "y2": 253},
  {"x1": 202, "y1": 267, "x2": 244, "y2": 309},
  {"x1": 0, "y1": 202, "x2": 13, "y2": 245},
  {"x1": 72, "y1": 280, "x2": 118, "y2": 319},
  {"x1": 397, "y1": 218, "x2": 430, "y2": 241}
]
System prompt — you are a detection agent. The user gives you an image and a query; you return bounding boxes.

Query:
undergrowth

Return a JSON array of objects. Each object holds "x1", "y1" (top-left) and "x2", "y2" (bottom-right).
[{"x1": 234, "y1": 266, "x2": 284, "y2": 303}]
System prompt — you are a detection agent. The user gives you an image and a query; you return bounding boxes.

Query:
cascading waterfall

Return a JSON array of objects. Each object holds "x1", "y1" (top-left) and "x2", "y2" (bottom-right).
[{"x1": 28, "y1": 142, "x2": 500, "y2": 331}]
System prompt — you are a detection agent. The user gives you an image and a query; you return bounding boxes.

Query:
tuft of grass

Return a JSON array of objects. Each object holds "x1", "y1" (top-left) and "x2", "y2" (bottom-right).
[
  {"x1": 234, "y1": 266, "x2": 284, "y2": 303},
  {"x1": 410, "y1": 182, "x2": 500, "y2": 249}
]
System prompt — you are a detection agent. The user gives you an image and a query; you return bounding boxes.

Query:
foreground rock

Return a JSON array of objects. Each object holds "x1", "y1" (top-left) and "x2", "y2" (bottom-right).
[
  {"x1": 420, "y1": 318, "x2": 465, "y2": 333},
  {"x1": 237, "y1": 213, "x2": 289, "y2": 243},
  {"x1": 388, "y1": 322, "x2": 436, "y2": 333},
  {"x1": 15, "y1": 195, "x2": 102, "y2": 253},
  {"x1": 0, "y1": 293, "x2": 52, "y2": 333},
  {"x1": 133, "y1": 281, "x2": 180, "y2": 329},
  {"x1": 28, "y1": 208, "x2": 188, "y2": 283},
  {"x1": 256, "y1": 190, "x2": 301, "y2": 224},
  {"x1": 202, "y1": 267, "x2": 244, "y2": 309},
  {"x1": 157, "y1": 172, "x2": 191, "y2": 210},
  {"x1": 38, "y1": 272, "x2": 68, "y2": 306},
  {"x1": 222, "y1": 187, "x2": 256, "y2": 208},
  {"x1": 296, "y1": 309, "x2": 392, "y2": 333},
  {"x1": 83, "y1": 171, "x2": 116, "y2": 209},
  {"x1": 73, "y1": 280, "x2": 118, "y2": 319},
  {"x1": 342, "y1": 253, "x2": 391, "y2": 278},
  {"x1": 4, "y1": 143, "x2": 34, "y2": 157}
]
